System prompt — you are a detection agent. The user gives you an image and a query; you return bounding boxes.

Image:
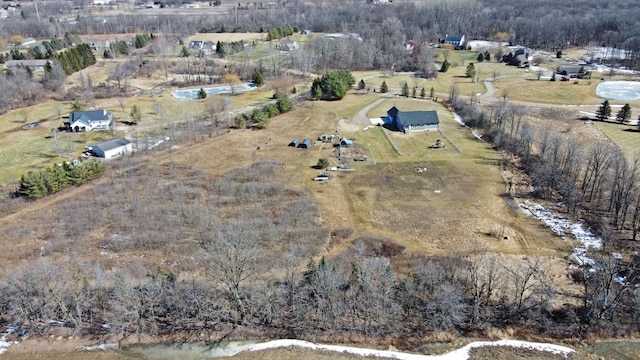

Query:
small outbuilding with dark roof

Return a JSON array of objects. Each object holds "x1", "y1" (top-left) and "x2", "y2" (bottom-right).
[
  {"x1": 298, "y1": 139, "x2": 311, "y2": 148},
  {"x1": 385, "y1": 106, "x2": 439, "y2": 132}
]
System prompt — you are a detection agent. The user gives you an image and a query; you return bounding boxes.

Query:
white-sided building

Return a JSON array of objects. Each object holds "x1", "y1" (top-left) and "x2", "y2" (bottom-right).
[
  {"x1": 87, "y1": 138, "x2": 132, "y2": 158},
  {"x1": 69, "y1": 110, "x2": 113, "y2": 132}
]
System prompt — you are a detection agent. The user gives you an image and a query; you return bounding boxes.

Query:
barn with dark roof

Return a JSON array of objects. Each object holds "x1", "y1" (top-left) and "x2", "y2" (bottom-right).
[{"x1": 385, "y1": 106, "x2": 439, "y2": 132}]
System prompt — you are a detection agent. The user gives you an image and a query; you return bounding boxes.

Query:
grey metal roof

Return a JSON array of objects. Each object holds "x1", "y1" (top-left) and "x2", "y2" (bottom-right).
[
  {"x1": 387, "y1": 107, "x2": 439, "y2": 127},
  {"x1": 444, "y1": 35, "x2": 464, "y2": 43},
  {"x1": 69, "y1": 110, "x2": 111, "y2": 127},
  {"x1": 92, "y1": 138, "x2": 131, "y2": 152},
  {"x1": 397, "y1": 110, "x2": 439, "y2": 126}
]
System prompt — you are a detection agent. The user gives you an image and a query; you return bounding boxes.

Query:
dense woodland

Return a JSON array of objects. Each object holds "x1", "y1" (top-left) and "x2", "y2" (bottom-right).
[{"x1": 2, "y1": 0, "x2": 640, "y2": 68}]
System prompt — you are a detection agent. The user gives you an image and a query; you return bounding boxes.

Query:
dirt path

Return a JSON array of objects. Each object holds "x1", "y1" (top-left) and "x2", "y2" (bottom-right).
[{"x1": 352, "y1": 94, "x2": 394, "y2": 125}]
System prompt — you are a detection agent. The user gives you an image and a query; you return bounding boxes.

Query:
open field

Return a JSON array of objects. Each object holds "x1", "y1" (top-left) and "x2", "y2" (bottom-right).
[
  {"x1": 158, "y1": 91, "x2": 573, "y2": 262},
  {"x1": 591, "y1": 120, "x2": 640, "y2": 159},
  {"x1": 3, "y1": 41, "x2": 640, "y2": 358}
]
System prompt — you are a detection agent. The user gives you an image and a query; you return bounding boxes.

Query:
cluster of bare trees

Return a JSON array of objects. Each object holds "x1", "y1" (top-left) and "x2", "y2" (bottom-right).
[
  {"x1": 2, "y1": 243, "x2": 639, "y2": 342},
  {"x1": 1, "y1": 157, "x2": 640, "y2": 342},
  {"x1": 454, "y1": 95, "x2": 640, "y2": 240},
  {"x1": 4, "y1": 0, "x2": 640, "y2": 67}
]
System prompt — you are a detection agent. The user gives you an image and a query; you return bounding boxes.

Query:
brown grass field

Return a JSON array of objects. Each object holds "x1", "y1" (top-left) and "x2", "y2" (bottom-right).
[{"x1": 3, "y1": 44, "x2": 640, "y2": 359}]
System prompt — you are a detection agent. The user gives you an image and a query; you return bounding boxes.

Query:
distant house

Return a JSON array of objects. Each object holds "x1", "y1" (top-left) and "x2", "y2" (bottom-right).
[
  {"x1": 87, "y1": 138, "x2": 132, "y2": 158},
  {"x1": 404, "y1": 40, "x2": 416, "y2": 51},
  {"x1": 443, "y1": 34, "x2": 465, "y2": 49},
  {"x1": 6, "y1": 59, "x2": 50, "y2": 72},
  {"x1": 189, "y1": 40, "x2": 204, "y2": 49},
  {"x1": 278, "y1": 40, "x2": 299, "y2": 52},
  {"x1": 22, "y1": 37, "x2": 37, "y2": 46},
  {"x1": 384, "y1": 106, "x2": 439, "y2": 132},
  {"x1": 69, "y1": 110, "x2": 113, "y2": 132},
  {"x1": 557, "y1": 65, "x2": 592, "y2": 79},
  {"x1": 203, "y1": 41, "x2": 216, "y2": 53},
  {"x1": 502, "y1": 47, "x2": 533, "y2": 67}
]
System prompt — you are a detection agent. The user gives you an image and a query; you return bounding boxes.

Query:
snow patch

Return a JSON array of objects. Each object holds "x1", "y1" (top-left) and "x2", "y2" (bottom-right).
[
  {"x1": 518, "y1": 200, "x2": 602, "y2": 266},
  {"x1": 466, "y1": 40, "x2": 509, "y2": 50},
  {"x1": 453, "y1": 113, "x2": 483, "y2": 141},
  {"x1": 0, "y1": 328, "x2": 17, "y2": 355},
  {"x1": 171, "y1": 83, "x2": 256, "y2": 100},
  {"x1": 76, "y1": 343, "x2": 119, "y2": 351},
  {"x1": 215, "y1": 339, "x2": 574, "y2": 359}
]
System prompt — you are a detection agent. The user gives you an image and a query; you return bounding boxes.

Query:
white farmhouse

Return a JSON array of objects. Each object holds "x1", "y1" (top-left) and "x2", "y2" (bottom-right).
[{"x1": 69, "y1": 110, "x2": 113, "y2": 132}]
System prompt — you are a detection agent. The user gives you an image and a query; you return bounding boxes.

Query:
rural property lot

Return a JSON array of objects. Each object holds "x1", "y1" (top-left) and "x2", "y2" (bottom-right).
[{"x1": 163, "y1": 92, "x2": 571, "y2": 261}]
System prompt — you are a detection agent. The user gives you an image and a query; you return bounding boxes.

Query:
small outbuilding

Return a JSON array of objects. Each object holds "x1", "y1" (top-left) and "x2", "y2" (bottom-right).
[
  {"x1": 87, "y1": 138, "x2": 132, "y2": 158},
  {"x1": 288, "y1": 138, "x2": 299, "y2": 147},
  {"x1": 298, "y1": 139, "x2": 311, "y2": 148},
  {"x1": 340, "y1": 139, "x2": 353, "y2": 147}
]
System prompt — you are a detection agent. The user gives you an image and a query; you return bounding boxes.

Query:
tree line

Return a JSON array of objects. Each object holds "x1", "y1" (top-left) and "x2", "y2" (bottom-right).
[
  {"x1": 18, "y1": 159, "x2": 106, "y2": 199},
  {"x1": 449, "y1": 88, "x2": 640, "y2": 241},
  {"x1": 3, "y1": 0, "x2": 639, "y2": 68},
  {"x1": 1, "y1": 155, "x2": 639, "y2": 344}
]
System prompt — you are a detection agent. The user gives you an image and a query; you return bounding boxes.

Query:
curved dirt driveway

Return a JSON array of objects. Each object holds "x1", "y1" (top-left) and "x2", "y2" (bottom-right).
[{"x1": 352, "y1": 94, "x2": 395, "y2": 125}]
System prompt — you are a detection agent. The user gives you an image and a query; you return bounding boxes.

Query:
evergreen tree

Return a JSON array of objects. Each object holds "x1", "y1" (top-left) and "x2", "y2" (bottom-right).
[
  {"x1": 18, "y1": 171, "x2": 47, "y2": 199},
  {"x1": 276, "y1": 94, "x2": 293, "y2": 113},
  {"x1": 358, "y1": 79, "x2": 366, "y2": 90},
  {"x1": 234, "y1": 114, "x2": 247, "y2": 128},
  {"x1": 477, "y1": 53, "x2": 484, "y2": 62},
  {"x1": 316, "y1": 158, "x2": 329, "y2": 169},
  {"x1": 197, "y1": 88, "x2": 207, "y2": 99},
  {"x1": 616, "y1": 103, "x2": 632, "y2": 123},
  {"x1": 70, "y1": 98, "x2": 84, "y2": 112},
  {"x1": 439, "y1": 59, "x2": 450, "y2": 72},
  {"x1": 401, "y1": 82, "x2": 409, "y2": 97},
  {"x1": 130, "y1": 104, "x2": 142, "y2": 124},
  {"x1": 412, "y1": 86, "x2": 417, "y2": 98},
  {"x1": 380, "y1": 81, "x2": 389, "y2": 93},
  {"x1": 252, "y1": 108, "x2": 269, "y2": 128},
  {"x1": 596, "y1": 100, "x2": 611, "y2": 121},
  {"x1": 251, "y1": 68, "x2": 265, "y2": 86},
  {"x1": 466, "y1": 62, "x2": 476, "y2": 78},
  {"x1": 484, "y1": 50, "x2": 491, "y2": 61},
  {"x1": 310, "y1": 70, "x2": 355, "y2": 100},
  {"x1": 420, "y1": 87, "x2": 426, "y2": 98},
  {"x1": 180, "y1": 46, "x2": 190, "y2": 57},
  {"x1": 430, "y1": 87, "x2": 435, "y2": 99}
]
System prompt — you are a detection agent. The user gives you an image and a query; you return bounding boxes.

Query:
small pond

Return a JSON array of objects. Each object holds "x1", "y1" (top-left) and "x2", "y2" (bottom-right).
[
  {"x1": 595, "y1": 81, "x2": 640, "y2": 101},
  {"x1": 171, "y1": 83, "x2": 256, "y2": 100}
]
